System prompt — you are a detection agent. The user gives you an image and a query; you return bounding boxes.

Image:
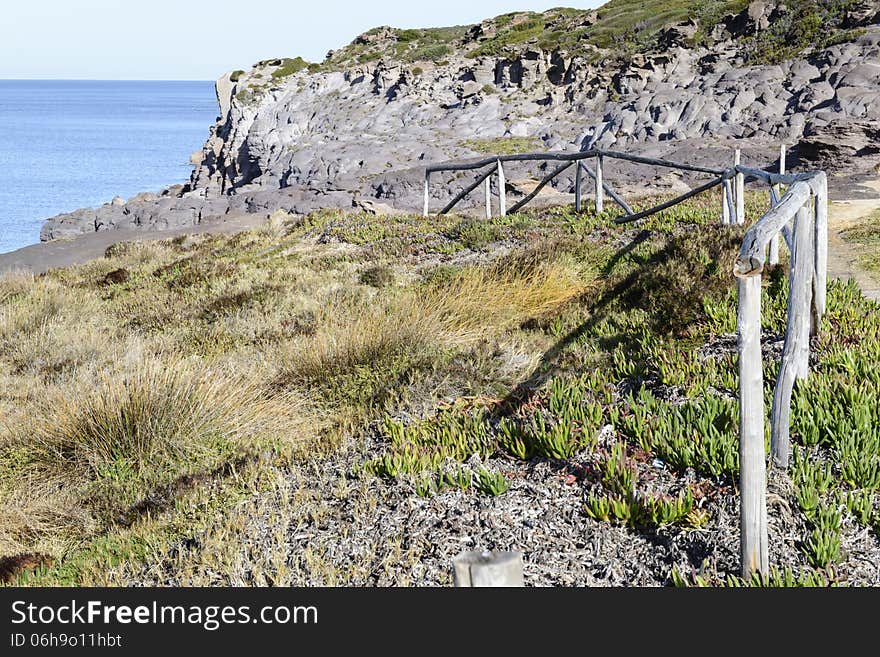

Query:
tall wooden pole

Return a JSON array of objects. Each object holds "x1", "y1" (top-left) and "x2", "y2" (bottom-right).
[
  {"x1": 735, "y1": 148, "x2": 745, "y2": 225},
  {"x1": 768, "y1": 144, "x2": 785, "y2": 265},
  {"x1": 497, "y1": 159, "x2": 506, "y2": 217},
  {"x1": 574, "y1": 161, "x2": 582, "y2": 213},
  {"x1": 423, "y1": 174, "x2": 430, "y2": 218},
  {"x1": 737, "y1": 272, "x2": 769, "y2": 578},
  {"x1": 813, "y1": 173, "x2": 828, "y2": 320},
  {"x1": 484, "y1": 174, "x2": 492, "y2": 219},
  {"x1": 770, "y1": 206, "x2": 814, "y2": 468},
  {"x1": 722, "y1": 181, "x2": 730, "y2": 225},
  {"x1": 723, "y1": 178, "x2": 735, "y2": 225},
  {"x1": 595, "y1": 154, "x2": 605, "y2": 214}
]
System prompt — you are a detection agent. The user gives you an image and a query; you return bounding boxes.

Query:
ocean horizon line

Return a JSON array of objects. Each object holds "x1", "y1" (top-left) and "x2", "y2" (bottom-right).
[{"x1": 0, "y1": 77, "x2": 214, "y2": 83}]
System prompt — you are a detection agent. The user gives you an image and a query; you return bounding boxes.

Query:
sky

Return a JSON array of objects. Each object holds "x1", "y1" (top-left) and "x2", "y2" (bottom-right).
[{"x1": 1, "y1": 1, "x2": 603, "y2": 81}]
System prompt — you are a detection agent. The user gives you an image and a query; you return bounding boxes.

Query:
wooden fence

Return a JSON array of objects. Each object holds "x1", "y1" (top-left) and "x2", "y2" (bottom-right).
[{"x1": 427, "y1": 144, "x2": 827, "y2": 579}]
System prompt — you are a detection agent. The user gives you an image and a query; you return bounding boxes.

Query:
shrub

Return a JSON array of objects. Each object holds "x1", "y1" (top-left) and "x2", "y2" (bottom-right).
[
  {"x1": 397, "y1": 29, "x2": 421, "y2": 42},
  {"x1": 410, "y1": 44, "x2": 450, "y2": 62},
  {"x1": 448, "y1": 219, "x2": 504, "y2": 250},
  {"x1": 359, "y1": 264, "x2": 395, "y2": 288},
  {"x1": 229, "y1": 70, "x2": 245, "y2": 82},
  {"x1": 271, "y1": 57, "x2": 309, "y2": 79},
  {"x1": 24, "y1": 360, "x2": 298, "y2": 485}
]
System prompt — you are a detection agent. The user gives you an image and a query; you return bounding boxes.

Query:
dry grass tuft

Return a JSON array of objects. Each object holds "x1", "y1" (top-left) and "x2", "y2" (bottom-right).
[
  {"x1": 0, "y1": 271, "x2": 34, "y2": 305},
  {"x1": 279, "y1": 255, "x2": 590, "y2": 392},
  {"x1": 23, "y1": 359, "x2": 303, "y2": 482}
]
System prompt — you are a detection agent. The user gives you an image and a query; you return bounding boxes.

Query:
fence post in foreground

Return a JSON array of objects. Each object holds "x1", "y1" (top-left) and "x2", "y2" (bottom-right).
[
  {"x1": 423, "y1": 173, "x2": 430, "y2": 218},
  {"x1": 735, "y1": 149, "x2": 745, "y2": 225},
  {"x1": 737, "y1": 271, "x2": 769, "y2": 578},
  {"x1": 770, "y1": 205, "x2": 814, "y2": 468},
  {"x1": 484, "y1": 174, "x2": 492, "y2": 219},
  {"x1": 453, "y1": 551, "x2": 524, "y2": 587},
  {"x1": 575, "y1": 160, "x2": 582, "y2": 213},
  {"x1": 497, "y1": 159, "x2": 507, "y2": 217},
  {"x1": 595, "y1": 154, "x2": 605, "y2": 213},
  {"x1": 722, "y1": 181, "x2": 730, "y2": 225}
]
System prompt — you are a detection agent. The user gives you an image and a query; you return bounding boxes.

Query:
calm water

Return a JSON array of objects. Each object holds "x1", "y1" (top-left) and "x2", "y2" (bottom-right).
[{"x1": 0, "y1": 80, "x2": 218, "y2": 253}]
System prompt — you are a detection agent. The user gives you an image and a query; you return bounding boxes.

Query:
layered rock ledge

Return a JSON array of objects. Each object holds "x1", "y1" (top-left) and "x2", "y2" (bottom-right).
[{"x1": 41, "y1": 3, "x2": 880, "y2": 241}]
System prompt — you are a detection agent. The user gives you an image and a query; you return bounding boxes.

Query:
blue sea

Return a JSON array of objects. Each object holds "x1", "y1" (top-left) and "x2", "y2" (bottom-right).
[{"x1": 0, "y1": 80, "x2": 218, "y2": 253}]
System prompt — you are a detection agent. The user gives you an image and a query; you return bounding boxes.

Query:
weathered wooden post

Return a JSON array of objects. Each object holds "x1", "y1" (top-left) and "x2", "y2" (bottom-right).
[
  {"x1": 737, "y1": 271, "x2": 769, "y2": 578},
  {"x1": 734, "y1": 149, "x2": 745, "y2": 225},
  {"x1": 813, "y1": 173, "x2": 828, "y2": 323},
  {"x1": 723, "y1": 177, "x2": 735, "y2": 225},
  {"x1": 484, "y1": 173, "x2": 492, "y2": 219},
  {"x1": 722, "y1": 181, "x2": 730, "y2": 225},
  {"x1": 770, "y1": 204, "x2": 814, "y2": 468},
  {"x1": 497, "y1": 159, "x2": 507, "y2": 217},
  {"x1": 574, "y1": 160, "x2": 582, "y2": 213},
  {"x1": 768, "y1": 144, "x2": 786, "y2": 265},
  {"x1": 595, "y1": 154, "x2": 605, "y2": 214},
  {"x1": 453, "y1": 550, "x2": 524, "y2": 587},
  {"x1": 423, "y1": 173, "x2": 430, "y2": 218},
  {"x1": 797, "y1": 201, "x2": 815, "y2": 380}
]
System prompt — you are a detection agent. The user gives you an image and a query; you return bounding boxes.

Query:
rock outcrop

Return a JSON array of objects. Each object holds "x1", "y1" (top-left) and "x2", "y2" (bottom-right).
[{"x1": 41, "y1": 2, "x2": 880, "y2": 240}]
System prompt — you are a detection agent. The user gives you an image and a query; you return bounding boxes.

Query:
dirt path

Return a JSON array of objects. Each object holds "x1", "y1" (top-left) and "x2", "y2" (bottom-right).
[
  {"x1": 827, "y1": 177, "x2": 880, "y2": 302},
  {"x1": 0, "y1": 214, "x2": 266, "y2": 275}
]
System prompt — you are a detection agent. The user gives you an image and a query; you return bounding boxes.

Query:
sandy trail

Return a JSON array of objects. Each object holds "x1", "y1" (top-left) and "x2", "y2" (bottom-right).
[
  {"x1": 827, "y1": 177, "x2": 880, "y2": 302},
  {"x1": 0, "y1": 214, "x2": 266, "y2": 275}
]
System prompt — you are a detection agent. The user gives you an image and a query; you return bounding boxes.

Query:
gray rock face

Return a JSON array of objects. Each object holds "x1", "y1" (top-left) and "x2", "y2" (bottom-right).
[{"x1": 40, "y1": 14, "x2": 880, "y2": 241}]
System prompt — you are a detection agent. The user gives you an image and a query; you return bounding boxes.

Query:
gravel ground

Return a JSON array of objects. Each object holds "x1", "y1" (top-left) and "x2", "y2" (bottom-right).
[{"x1": 124, "y1": 419, "x2": 880, "y2": 587}]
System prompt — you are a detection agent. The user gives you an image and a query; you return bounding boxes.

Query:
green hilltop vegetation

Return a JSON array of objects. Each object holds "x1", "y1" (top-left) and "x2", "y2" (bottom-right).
[{"x1": 258, "y1": 0, "x2": 869, "y2": 79}]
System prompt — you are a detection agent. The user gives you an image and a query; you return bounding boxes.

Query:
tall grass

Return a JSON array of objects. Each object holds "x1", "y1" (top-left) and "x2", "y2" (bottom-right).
[
  {"x1": 23, "y1": 359, "x2": 301, "y2": 482},
  {"x1": 279, "y1": 255, "x2": 591, "y2": 389}
]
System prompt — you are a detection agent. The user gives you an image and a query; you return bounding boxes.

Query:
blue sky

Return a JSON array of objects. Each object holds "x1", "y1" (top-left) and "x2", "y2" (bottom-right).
[{"x1": 2, "y1": 1, "x2": 602, "y2": 80}]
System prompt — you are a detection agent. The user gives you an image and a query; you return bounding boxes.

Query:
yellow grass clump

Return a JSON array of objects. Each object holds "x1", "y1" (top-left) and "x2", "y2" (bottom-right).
[{"x1": 280, "y1": 254, "x2": 591, "y2": 388}]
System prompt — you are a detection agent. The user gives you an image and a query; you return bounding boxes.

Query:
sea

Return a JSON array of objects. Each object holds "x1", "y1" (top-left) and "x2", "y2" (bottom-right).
[{"x1": 0, "y1": 80, "x2": 218, "y2": 254}]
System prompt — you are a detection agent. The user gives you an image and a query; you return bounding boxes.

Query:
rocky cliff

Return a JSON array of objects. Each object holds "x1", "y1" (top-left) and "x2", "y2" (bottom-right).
[{"x1": 42, "y1": 0, "x2": 880, "y2": 240}]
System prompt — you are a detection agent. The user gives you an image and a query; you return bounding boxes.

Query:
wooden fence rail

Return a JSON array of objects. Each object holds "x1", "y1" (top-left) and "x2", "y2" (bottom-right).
[
  {"x1": 426, "y1": 145, "x2": 827, "y2": 580},
  {"x1": 423, "y1": 148, "x2": 725, "y2": 220}
]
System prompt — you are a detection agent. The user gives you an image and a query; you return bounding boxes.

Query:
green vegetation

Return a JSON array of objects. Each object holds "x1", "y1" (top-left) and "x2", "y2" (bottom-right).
[
  {"x1": 410, "y1": 44, "x2": 450, "y2": 62},
  {"x1": 251, "y1": 1, "x2": 868, "y2": 78},
  {"x1": 358, "y1": 264, "x2": 395, "y2": 288},
  {"x1": 460, "y1": 137, "x2": 541, "y2": 155},
  {"x1": 468, "y1": 14, "x2": 549, "y2": 57},
  {"x1": 271, "y1": 57, "x2": 310, "y2": 79},
  {"x1": 739, "y1": 1, "x2": 870, "y2": 64},
  {"x1": 447, "y1": 218, "x2": 505, "y2": 250},
  {"x1": 841, "y1": 209, "x2": 880, "y2": 276},
  {"x1": 673, "y1": 565, "x2": 838, "y2": 587},
  {"x1": 349, "y1": 192, "x2": 880, "y2": 585},
  {"x1": 325, "y1": 25, "x2": 469, "y2": 69},
  {"x1": 229, "y1": 70, "x2": 246, "y2": 82}
]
